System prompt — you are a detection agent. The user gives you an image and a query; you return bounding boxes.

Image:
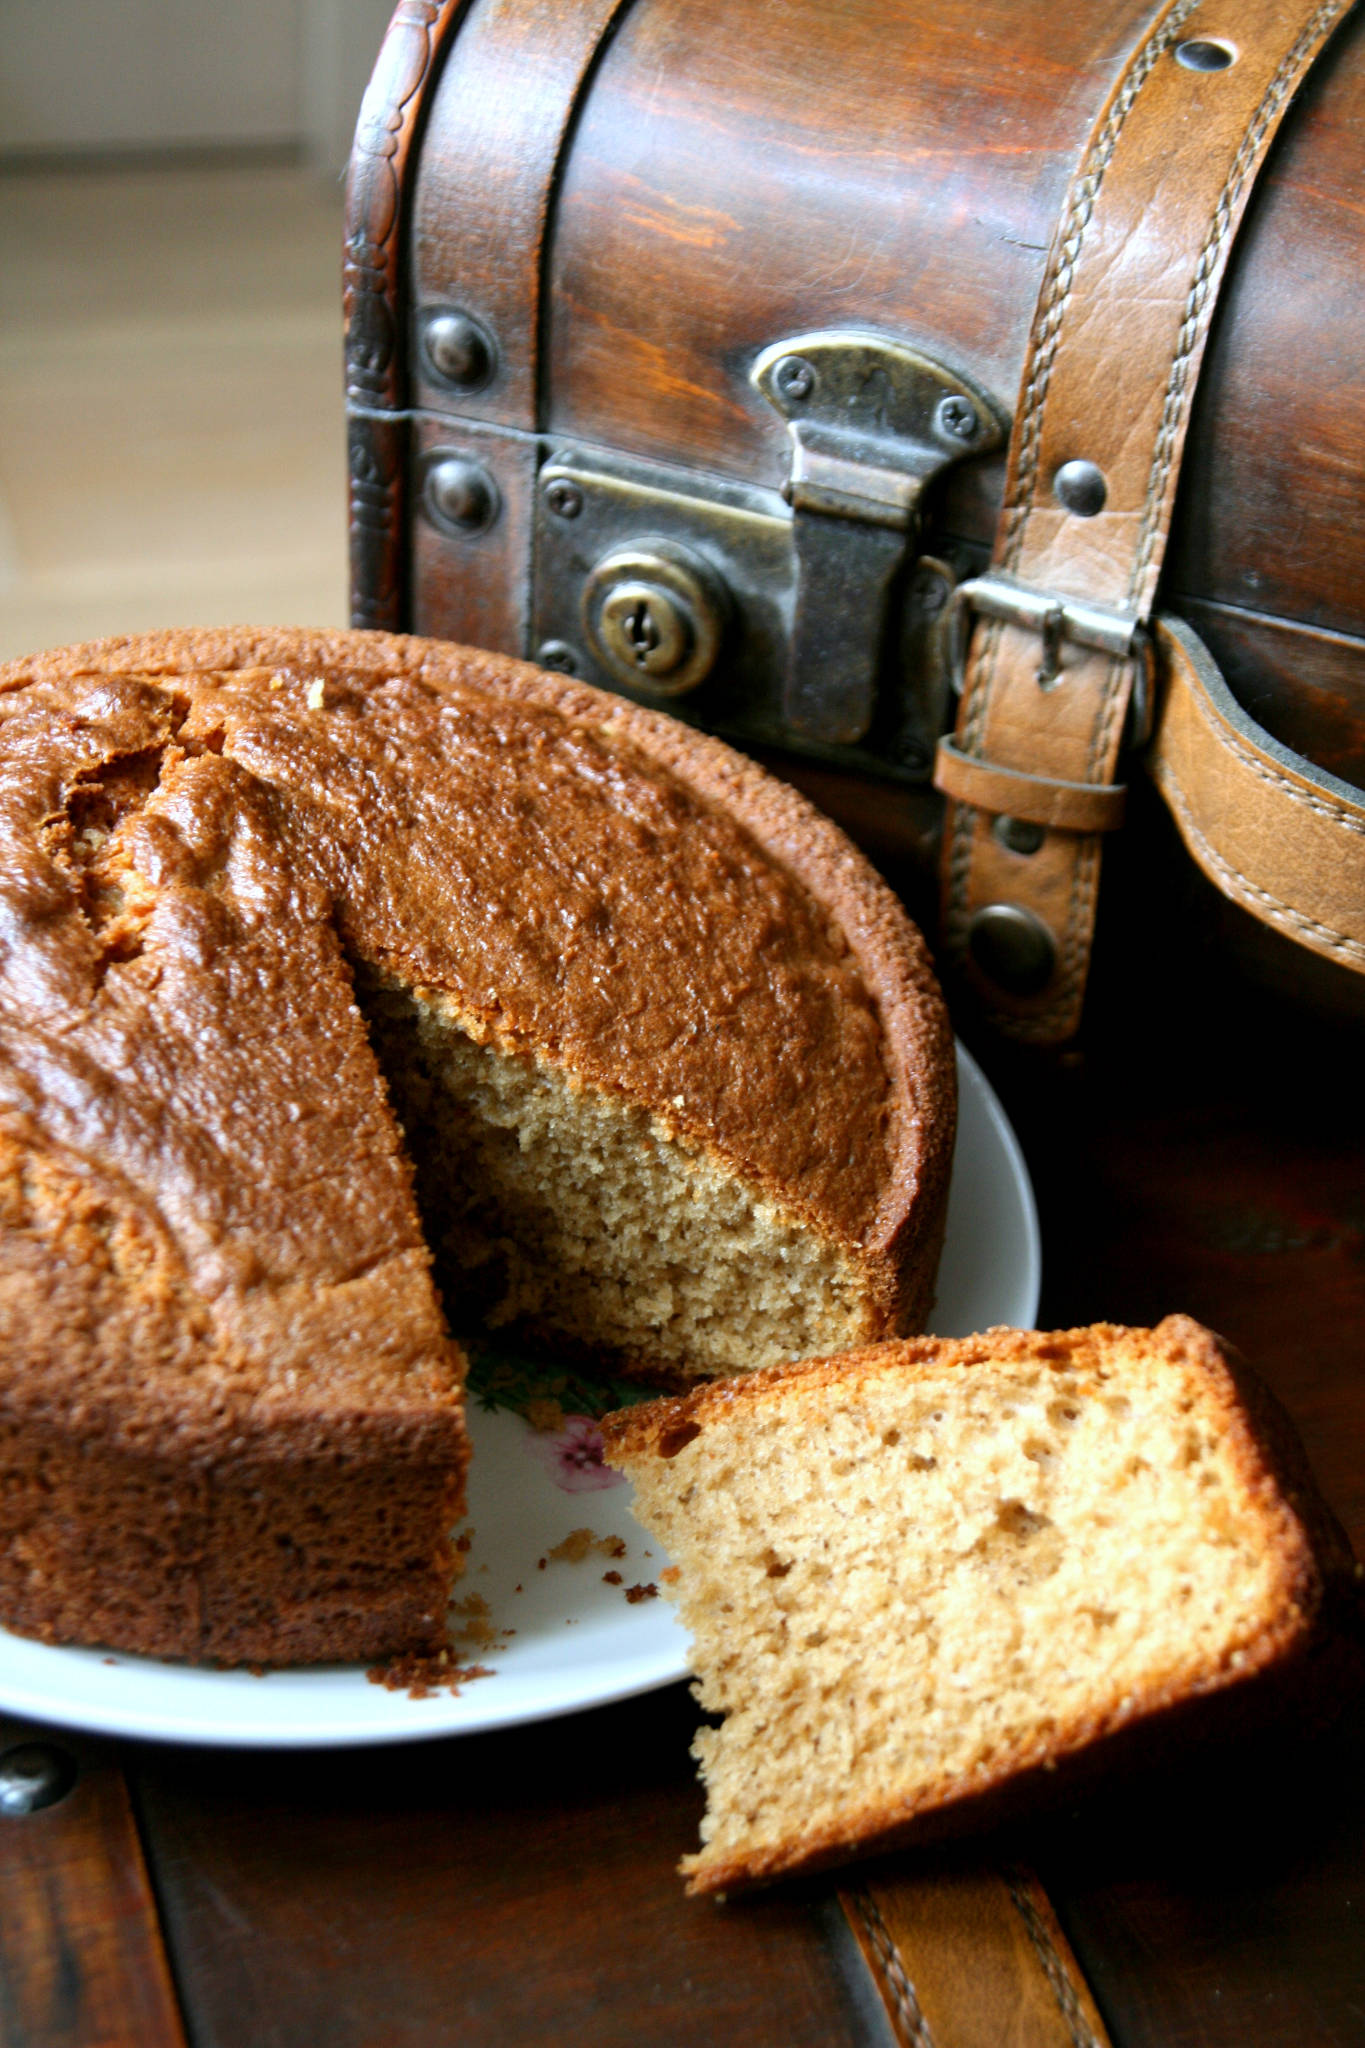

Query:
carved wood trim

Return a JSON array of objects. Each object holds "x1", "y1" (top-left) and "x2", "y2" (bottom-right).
[{"x1": 345, "y1": 0, "x2": 469, "y2": 630}]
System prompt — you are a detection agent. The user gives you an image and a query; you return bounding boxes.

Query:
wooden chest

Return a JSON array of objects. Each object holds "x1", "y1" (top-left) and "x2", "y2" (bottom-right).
[{"x1": 344, "y1": 0, "x2": 1365, "y2": 1041}]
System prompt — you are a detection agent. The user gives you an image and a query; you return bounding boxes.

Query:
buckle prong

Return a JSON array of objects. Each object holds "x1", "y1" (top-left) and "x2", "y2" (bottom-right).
[{"x1": 947, "y1": 573, "x2": 1154, "y2": 742}]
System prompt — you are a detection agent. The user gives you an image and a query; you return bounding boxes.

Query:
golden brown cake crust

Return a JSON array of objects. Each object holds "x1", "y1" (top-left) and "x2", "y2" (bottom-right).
[
  {"x1": 603, "y1": 1317, "x2": 1362, "y2": 1895},
  {"x1": 0, "y1": 626, "x2": 954, "y2": 1663},
  {"x1": 0, "y1": 625, "x2": 955, "y2": 1322}
]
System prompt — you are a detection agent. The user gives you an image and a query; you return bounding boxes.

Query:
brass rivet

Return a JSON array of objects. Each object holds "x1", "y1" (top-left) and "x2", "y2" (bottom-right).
[{"x1": 967, "y1": 904, "x2": 1056, "y2": 996}]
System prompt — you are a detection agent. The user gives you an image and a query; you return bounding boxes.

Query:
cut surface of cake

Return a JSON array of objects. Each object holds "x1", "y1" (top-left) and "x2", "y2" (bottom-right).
[
  {"x1": 0, "y1": 626, "x2": 955, "y2": 1663},
  {"x1": 602, "y1": 1317, "x2": 1359, "y2": 1894}
]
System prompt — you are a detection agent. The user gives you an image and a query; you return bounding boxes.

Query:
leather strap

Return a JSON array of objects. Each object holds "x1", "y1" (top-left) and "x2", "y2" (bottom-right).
[
  {"x1": 937, "y1": 0, "x2": 1356, "y2": 1041},
  {"x1": 840, "y1": 1866, "x2": 1113, "y2": 2048},
  {"x1": 1151, "y1": 618, "x2": 1365, "y2": 970},
  {"x1": 935, "y1": 740, "x2": 1127, "y2": 835}
]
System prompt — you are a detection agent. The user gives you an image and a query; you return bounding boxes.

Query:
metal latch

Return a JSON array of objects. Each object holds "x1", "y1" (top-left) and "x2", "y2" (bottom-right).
[{"x1": 752, "y1": 332, "x2": 1004, "y2": 745}]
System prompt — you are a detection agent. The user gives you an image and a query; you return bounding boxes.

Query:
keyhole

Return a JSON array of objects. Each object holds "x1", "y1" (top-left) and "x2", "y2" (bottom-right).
[{"x1": 624, "y1": 598, "x2": 660, "y2": 666}]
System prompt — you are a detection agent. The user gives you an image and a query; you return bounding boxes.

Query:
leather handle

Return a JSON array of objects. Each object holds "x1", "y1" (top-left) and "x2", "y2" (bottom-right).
[
  {"x1": 938, "y1": 0, "x2": 1358, "y2": 1042},
  {"x1": 1150, "y1": 617, "x2": 1365, "y2": 970}
]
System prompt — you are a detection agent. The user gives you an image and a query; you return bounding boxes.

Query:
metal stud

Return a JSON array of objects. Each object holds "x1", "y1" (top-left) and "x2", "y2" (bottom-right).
[
  {"x1": 936, "y1": 394, "x2": 979, "y2": 442},
  {"x1": 423, "y1": 455, "x2": 498, "y2": 536},
  {"x1": 536, "y1": 640, "x2": 579, "y2": 675},
  {"x1": 967, "y1": 903, "x2": 1057, "y2": 996},
  {"x1": 773, "y1": 355, "x2": 815, "y2": 401},
  {"x1": 908, "y1": 566, "x2": 951, "y2": 617},
  {"x1": 544, "y1": 477, "x2": 584, "y2": 520},
  {"x1": 1053, "y1": 460, "x2": 1108, "y2": 517},
  {"x1": 0, "y1": 1742, "x2": 78, "y2": 1816},
  {"x1": 422, "y1": 310, "x2": 494, "y2": 390}
]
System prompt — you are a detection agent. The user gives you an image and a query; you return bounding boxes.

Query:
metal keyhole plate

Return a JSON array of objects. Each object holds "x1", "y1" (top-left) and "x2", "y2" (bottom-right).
[
  {"x1": 624, "y1": 598, "x2": 659, "y2": 662},
  {"x1": 582, "y1": 541, "x2": 727, "y2": 698},
  {"x1": 599, "y1": 582, "x2": 689, "y2": 678}
]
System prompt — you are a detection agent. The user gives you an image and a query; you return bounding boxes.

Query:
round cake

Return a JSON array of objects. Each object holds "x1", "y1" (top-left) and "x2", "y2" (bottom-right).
[{"x1": 0, "y1": 626, "x2": 955, "y2": 1664}]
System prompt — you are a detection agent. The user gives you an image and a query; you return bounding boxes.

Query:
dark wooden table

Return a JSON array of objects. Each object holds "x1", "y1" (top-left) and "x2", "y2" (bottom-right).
[{"x1": 2, "y1": 849, "x2": 1363, "y2": 2048}]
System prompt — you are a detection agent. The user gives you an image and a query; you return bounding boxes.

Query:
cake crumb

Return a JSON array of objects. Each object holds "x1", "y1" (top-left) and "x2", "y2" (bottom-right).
[
  {"x1": 625, "y1": 1583, "x2": 659, "y2": 1603},
  {"x1": 366, "y1": 1648, "x2": 494, "y2": 1700},
  {"x1": 548, "y1": 1528, "x2": 628, "y2": 1565},
  {"x1": 660, "y1": 1567, "x2": 680, "y2": 1583},
  {"x1": 603, "y1": 1570, "x2": 622, "y2": 1585},
  {"x1": 454, "y1": 1597, "x2": 501, "y2": 1646},
  {"x1": 451, "y1": 1592, "x2": 510, "y2": 1652},
  {"x1": 525, "y1": 1397, "x2": 566, "y2": 1433},
  {"x1": 306, "y1": 679, "x2": 326, "y2": 710},
  {"x1": 455, "y1": 1530, "x2": 474, "y2": 1554}
]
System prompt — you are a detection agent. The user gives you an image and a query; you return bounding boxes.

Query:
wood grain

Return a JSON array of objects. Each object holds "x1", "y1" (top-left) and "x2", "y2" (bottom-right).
[
  {"x1": 131, "y1": 1685, "x2": 883, "y2": 2048},
  {"x1": 543, "y1": 0, "x2": 1143, "y2": 502},
  {"x1": 409, "y1": 0, "x2": 632, "y2": 431},
  {"x1": 1168, "y1": 0, "x2": 1365, "y2": 646},
  {"x1": 0, "y1": 1715, "x2": 184, "y2": 2048},
  {"x1": 379, "y1": 0, "x2": 1365, "y2": 798}
]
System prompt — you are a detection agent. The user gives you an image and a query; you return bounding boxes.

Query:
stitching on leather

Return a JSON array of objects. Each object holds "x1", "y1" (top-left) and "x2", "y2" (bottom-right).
[
  {"x1": 1086, "y1": 652, "x2": 1131, "y2": 782},
  {"x1": 1128, "y1": 0, "x2": 1351, "y2": 601},
  {"x1": 998, "y1": 0, "x2": 1200, "y2": 570},
  {"x1": 958, "y1": 614, "x2": 1004, "y2": 761},
  {"x1": 847, "y1": 1887, "x2": 939, "y2": 2048},
  {"x1": 1180, "y1": 663, "x2": 1365, "y2": 836},
  {"x1": 947, "y1": 0, "x2": 1348, "y2": 1013},
  {"x1": 1154, "y1": 765, "x2": 1365, "y2": 962},
  {"x1": 1004, "y1": 1868, "x2": 1109, "y2": 2048},
  {"x1": 947, "y1": 0, "x2": 1198, "y2": 959},
  {"x1": 954, "y1": 0, "x2": 1190, "y2": 767},
  {"x1": 1056, "y1": 831, "x2": 1101, "y2": 1024}
]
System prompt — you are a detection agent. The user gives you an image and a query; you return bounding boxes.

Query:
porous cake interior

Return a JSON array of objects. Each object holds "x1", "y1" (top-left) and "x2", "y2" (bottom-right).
[
  {"x1": 621, "y1": 1340, "x2": 1296, "y2": 1884},
  {"x1": 360, "y1": 977, "x2": 875, "y2": 1379}
]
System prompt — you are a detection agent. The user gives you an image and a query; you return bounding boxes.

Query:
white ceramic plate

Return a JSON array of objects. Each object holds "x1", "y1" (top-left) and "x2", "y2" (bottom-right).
[{"x1": 0, "y1": 1044, "x2": 1038, "y2": 1747}]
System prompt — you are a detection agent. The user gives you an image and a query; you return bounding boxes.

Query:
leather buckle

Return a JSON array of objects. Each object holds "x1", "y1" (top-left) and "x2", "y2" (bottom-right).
[{"x1": 946, "y1": 573, "x2": 1155, "y2": 743}]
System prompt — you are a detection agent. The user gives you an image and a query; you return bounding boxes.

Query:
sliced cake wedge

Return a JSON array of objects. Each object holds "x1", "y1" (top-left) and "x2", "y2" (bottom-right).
[{"x1": 601, "y1": 1317, "x2": 1360, "y2": 1894}]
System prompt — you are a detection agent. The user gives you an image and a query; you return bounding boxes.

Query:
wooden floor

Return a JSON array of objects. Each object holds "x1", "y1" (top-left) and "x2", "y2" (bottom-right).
[{"x1": 0, "y1": 159, "x2": 348, "y2": 663}]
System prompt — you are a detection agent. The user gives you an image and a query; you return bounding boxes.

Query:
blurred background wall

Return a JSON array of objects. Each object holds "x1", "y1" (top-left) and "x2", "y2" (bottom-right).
[{"x1": 0, "y1": 0, "x2": 394, "y2": 660}]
